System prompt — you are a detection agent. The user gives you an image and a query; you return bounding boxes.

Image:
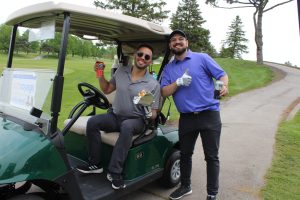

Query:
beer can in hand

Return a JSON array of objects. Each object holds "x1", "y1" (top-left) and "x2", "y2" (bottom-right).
[
  {"x1": 214, "y1": 80, "x2": 224, "y2": 99},
  {"x1": 95, "y1": 61, "x2": 105, "y2": 78}
]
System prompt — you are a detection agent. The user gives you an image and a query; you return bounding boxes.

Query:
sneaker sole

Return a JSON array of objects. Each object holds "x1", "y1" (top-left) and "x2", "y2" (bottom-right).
[
  {"x1": 107, "y1": 174, "x2": 112, "y2": 182},
  {"x1": 169, "y1": 190, "x2": 192, "y2": 200},
  {"x1": 76, "y1": 168, "x2": 103, "y2": 174},
  {"x1": 112, "y1": 183, "x2": 126, "y2": 190}
]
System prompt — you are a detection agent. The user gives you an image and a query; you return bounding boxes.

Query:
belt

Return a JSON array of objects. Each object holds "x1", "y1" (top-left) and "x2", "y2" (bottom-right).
[{"x1": 180, "y1": 111, "x2": 201, "y2": 115}]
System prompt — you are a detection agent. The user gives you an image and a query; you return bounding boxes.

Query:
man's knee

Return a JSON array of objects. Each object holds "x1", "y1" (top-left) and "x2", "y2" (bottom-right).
[
  {"x1": 86, "y1": 116, "x2": 104, "y2": 136},
  {"x1": 204, "y1": 153, "x2": 219, "y2": 162},
  {"x1": 121, "y1": 119, "x2": 143, "y2": 133},
  {"x1": 87, "y1": 116, "x2": 97, "y2": 127},
  {"x1": 87, "y1": 117, "x2": 99, "y2": 129},
  {"x1": 180, "y1": 152, "x2": 193, "y2": 161}
]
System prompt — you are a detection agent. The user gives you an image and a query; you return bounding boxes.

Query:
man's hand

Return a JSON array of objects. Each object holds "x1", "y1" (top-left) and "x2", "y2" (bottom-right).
[
  {"x1": 95, "y1": 61, "x2": 105, "y2": 78},
  {"x1": 144, "y1": 106, "x2": 152, "y2": 118},
  {"x1": 219, "y1": 75, "x2": 229, "y2": 97},
  {"x1": 220, "y1": 85, "x2": 229, "y2": 97},
  {"x1": 176, "y1": 70, "x2": 192, "y2": 86}
]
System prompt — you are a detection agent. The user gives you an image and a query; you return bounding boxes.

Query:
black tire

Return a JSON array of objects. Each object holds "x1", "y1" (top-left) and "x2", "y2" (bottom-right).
[
  {"x1": 8, "y1": 194, "x2": 45, "y2": 200},
  {"x1": 14, "y1": 182, "x2": 32, "y2": 195},
  {"x1": 160, "y1": 149, "x2": 181, "y2": 188}
]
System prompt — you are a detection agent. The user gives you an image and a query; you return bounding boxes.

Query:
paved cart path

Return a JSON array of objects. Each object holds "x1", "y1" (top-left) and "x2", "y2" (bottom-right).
[{"x1": 123, "y1": 62, "x2": 300, "y2": 200}]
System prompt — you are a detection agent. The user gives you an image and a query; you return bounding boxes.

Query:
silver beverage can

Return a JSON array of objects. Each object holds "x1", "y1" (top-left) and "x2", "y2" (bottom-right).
[
  {"x1": 214, "y1": 80, "x2": 224, "y2": 99},
  {"x1": 215, "y1": 80, "x2": 224, "y2": 90}
]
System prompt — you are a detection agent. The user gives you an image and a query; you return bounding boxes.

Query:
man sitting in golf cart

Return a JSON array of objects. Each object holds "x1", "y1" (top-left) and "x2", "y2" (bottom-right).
[{"x1": 76, "y1": 43, "x2": 160, "y2": 190}]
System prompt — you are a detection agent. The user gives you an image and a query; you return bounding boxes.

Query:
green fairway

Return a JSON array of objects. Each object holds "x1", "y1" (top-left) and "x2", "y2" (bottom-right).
[{"x1": 0, "y1": 53, "x2": 273, "y2": 128}]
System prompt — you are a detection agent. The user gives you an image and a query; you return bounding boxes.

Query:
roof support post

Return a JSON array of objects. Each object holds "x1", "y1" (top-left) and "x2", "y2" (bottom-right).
[
  {"x1": 50, "y1": 12, "x2": 70, "y2": 134},
  {"x1": 7, "y1": 25, "x2": 18, "y2": 68}
]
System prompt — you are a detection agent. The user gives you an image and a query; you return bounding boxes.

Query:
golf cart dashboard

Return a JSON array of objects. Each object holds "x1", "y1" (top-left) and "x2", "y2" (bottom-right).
[{"x1": 0, "y1": 111, "x2": 41, "y2": 132}]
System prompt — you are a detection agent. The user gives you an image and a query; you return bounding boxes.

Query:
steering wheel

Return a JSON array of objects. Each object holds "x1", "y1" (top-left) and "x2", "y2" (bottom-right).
[{"x1": 78, "y1": 82, "x2": 110, "y2": 110}]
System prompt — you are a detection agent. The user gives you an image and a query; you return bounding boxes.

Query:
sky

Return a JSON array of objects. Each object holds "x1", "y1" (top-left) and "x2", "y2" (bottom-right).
[{"x1": 0, "y1": 0, "x2": 299, "y2": 66}]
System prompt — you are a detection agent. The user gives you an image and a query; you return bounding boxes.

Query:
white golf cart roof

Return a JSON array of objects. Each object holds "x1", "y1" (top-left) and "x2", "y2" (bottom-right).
[
  {"x1": 3, "y1": 2, "x2": 173, "y2": 131},
  {"x1": 5, "y1": 1, "x2": 172, "y2": 55}
]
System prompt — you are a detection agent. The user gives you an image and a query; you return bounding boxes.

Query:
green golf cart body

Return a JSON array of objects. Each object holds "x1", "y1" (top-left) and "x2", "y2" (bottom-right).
[{"x1": 0, "y1": 2, "x2": 180, "y2": 200}]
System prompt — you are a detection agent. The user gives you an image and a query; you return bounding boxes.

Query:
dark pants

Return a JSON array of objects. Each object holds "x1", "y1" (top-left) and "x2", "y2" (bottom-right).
[
  {"x1": 179, "y1": 110, "x2": 221, "y2": 196},
  {"x1": 86, "y1": 112, "x2": 145, "y2": 174}
]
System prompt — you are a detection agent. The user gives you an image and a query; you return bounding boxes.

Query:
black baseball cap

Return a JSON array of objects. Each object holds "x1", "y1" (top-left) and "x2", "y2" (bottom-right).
[{"x1": 169, "y1": 29, "x2": 187, "y2": 40}]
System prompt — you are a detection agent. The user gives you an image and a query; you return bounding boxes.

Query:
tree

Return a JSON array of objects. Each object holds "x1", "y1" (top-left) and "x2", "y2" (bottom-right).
[
  {"x1": 68, "y1": 35, "x2": 82, "y2": 57},
  {"x1": 205, "y1": 0, "x2": 295, "y2": 64},
  {"x1": 40, "y1": 42, "x2": 54, "y2": 55},
  {"x1": 221, "y1": 15, "x2": 248, "y2": 59},
  {"x1": 170, "y1": 0, "x2": 215, "y2": 55},
  {"x1": 0, "y1": 24, "x2": 14, "y2": 53},
  {"x1": 219, "y1": 44, "x2": 233, "y2": 58},
  {"x1": 93, "y1": 0, "x2": 169, "y2": 24},
  {"x1": 77, "y1": 40, "x2": 95, "y2": 59},
  {"x1": 16, "y1": 30, "x2": 39, "y2": 54}
]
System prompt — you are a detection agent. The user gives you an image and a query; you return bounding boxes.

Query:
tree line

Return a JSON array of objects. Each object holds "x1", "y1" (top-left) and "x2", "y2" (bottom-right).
[{"x1": 0, "y1": 25, "x2": 116, "y2": 59}]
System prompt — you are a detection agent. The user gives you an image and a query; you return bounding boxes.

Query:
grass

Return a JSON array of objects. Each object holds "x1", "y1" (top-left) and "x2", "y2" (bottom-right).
[
  {"x1": 216, "y1": 58, "x2": 273, "y2": 97},
  {"x1": 261, "y1": 111, "x2": 300, "y2": 200},
  {"x1": 0, "y1": 53, "x2": 273, "y2": 127}
]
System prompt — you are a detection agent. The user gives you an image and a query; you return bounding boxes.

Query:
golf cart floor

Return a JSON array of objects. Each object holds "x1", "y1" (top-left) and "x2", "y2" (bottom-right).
[{"x1": 68, "y1": 155, "x2": 163, "y2": 200}]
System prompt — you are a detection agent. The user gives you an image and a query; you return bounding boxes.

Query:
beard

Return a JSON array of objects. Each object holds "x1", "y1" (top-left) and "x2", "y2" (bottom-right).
[
  {"x1": 171, "y1": 47, "x2": 187, "y2": 56},
  {"x1": 134, "y1": 60, "x2": 148, "y2": 70},
  {"x1": 135, "y1": 65, "x2": 147, "y2": 70}
]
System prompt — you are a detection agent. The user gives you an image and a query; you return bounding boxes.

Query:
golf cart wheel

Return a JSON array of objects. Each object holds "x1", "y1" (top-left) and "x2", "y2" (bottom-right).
[
  {"x1": 160, "y1": 149, "x2": 181, "y2": 188},
  {"x1": 13, "y1": 182, "x2": 32, "y2": 195}
]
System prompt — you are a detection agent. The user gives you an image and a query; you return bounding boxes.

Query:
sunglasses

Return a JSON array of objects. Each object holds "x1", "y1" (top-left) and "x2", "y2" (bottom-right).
[{"x1": 136, "y1": 51, "x2": 151, "y2": 61}]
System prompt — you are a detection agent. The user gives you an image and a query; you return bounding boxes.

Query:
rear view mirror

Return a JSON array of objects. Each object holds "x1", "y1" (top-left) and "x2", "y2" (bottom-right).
[{"x1": 29, "y1": 19, "x2": 55, "y2": 42}]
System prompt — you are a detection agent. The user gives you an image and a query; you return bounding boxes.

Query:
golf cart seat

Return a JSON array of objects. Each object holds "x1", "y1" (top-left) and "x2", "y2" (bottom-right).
[{"x1": 64, "y1": 116, "x2": 155, "y2": 147}]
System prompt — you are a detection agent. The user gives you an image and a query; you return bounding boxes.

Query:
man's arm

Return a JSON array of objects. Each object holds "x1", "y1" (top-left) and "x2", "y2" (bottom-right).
[
  {"x1": 219, "y1": 74, "x2": 229, "y2": 96},
  {"x1": 97, "y1": 76, "x2": 116, "y2": 94},
  {"x1": 150, "y1": 109, "x2": 158, "y2": 120},
  {"x1": 161, "y1": 70, "x2": 192, "y2": 98},
  {"x1": 94, "y1": 61, "x2": 116, "y2": 94},
  {"x1": 161, "y1": 82, "x2": 178, "y2": 98}
]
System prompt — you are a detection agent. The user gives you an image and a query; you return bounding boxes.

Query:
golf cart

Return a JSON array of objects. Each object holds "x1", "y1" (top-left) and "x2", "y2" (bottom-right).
[{"x1": 0, "y1": 2, "x2": 180, "y2": 200}]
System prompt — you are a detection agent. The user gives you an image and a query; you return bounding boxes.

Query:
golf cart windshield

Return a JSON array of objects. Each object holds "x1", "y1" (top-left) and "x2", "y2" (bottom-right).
[{"x1": 0, "y1": 68, "x2": 55, "y2": 124}]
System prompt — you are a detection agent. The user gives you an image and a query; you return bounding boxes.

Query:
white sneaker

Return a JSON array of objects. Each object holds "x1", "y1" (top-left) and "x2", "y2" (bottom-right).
[{"x1": 76, "y1": 164, "x2": 103, "y2": 174}]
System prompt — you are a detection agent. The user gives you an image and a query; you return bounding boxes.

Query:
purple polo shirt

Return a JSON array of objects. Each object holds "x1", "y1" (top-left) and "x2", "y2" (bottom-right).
[{"x1": 160, "y1": 50, "x2": 226, "y2": 113}]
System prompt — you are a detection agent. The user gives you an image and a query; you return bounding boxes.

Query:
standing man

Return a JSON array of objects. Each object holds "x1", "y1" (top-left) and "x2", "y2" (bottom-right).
[
  {"x1": 161, "y1": 30, "x2": 229, "y2": 200},
  {"x1": 77, "y1": 44, "x2": 160, "y2": 190}
]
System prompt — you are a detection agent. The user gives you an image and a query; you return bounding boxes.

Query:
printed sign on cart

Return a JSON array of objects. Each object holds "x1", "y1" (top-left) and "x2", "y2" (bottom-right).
[{"x1": 10, "y1": 72, "x2": 37, "y2": 110}]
